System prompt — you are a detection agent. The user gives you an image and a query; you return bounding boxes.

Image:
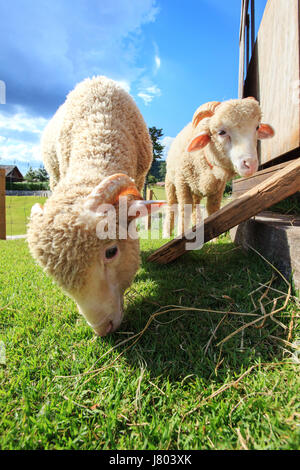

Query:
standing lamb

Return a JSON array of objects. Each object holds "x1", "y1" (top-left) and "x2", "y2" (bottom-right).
[
  {"x1": 164, "y1": 97, "x2": 274, "y2": 235},
  {"x1": 27, "y1": 76, "x2": 155, "y2": 337}
]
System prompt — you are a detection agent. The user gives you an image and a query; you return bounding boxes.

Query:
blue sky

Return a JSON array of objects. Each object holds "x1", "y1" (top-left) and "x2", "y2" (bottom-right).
[{"x1": 0, "y1": 0, "x2": 267, "y2": 175}]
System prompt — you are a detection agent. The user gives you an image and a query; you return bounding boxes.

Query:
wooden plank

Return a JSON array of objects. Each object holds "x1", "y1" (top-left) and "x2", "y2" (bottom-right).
[
  {"x1": 239, "y1": 0, "x2": 249, "y2": 98},
  {"x1": 250, "y1": 0, "x2": 255, "y2": 55},
  {"x1": 147, "y1": 158, "x2": 300, "y2": 264},
  {"x1": 244, "y1": 0, "x2": 300, "y2": 164},
  {"x1": 232, "y1": 161, "x2": 291, "y2": 195},
  {"x1": 0, "y1": 169, "x2": 6, "y2": 240}
]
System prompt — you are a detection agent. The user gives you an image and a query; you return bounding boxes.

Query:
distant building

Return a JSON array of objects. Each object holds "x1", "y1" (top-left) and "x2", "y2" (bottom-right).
[{"x1": 0, "y1": 165, "x2": 24, "y2": 182}]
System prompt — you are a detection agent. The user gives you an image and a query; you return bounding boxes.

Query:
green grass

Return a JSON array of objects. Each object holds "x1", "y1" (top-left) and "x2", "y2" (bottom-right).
[
  {"x1": 149, "y1": 185, "x2": 166, "y2": 201},
  {"x1": 5, "y1": 196, "x2": 47, "y2": 236},
  {"x1": 0, "y1": 234, "x2": 299, "y2": 450},
  {"x1": 269, "y1": 193, "x2": 300, "y2": 216}
]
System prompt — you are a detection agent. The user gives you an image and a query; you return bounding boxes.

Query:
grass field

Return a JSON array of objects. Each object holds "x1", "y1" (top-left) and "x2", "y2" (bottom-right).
[
  {"x1": 5, "y1": 196, "x2": 47, "y2": 236},
  {"x1": 0, "y1": 231, "x2": 299, "y2": 450}
]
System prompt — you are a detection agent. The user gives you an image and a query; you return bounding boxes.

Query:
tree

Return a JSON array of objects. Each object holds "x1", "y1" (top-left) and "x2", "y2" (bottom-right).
[
  {"x1": 145, "y1": 127, "x2": 165, "y2": 197},
  {"x1": 149, "y1": 127, "x2": 164, "y2": 162},
  {"x1": 35, "y1": 166, "x2": 49, "y2": 182},
  {"x1": 24, "y1": 166, "x2": 37, "y2": 182},
  {"x1": 158, "y1": 160, "x2": 166, "y2": 180}
]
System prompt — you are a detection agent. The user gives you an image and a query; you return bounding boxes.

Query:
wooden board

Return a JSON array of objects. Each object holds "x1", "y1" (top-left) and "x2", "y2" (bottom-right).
[
  {"x1": 243, "y1": 0, "x2": 300, "y2": 164},
  {"x1": 0, "y1": 169, "x2": 6, "y2": 240},
  {"x1": 232, "y1": 160, "x2": 291, "y2": 197},
  {"x1": 239, "y1": 0, "x2": 249, "y2": 98},
  {"x1": 147, "y1": 158, "x2": 300, "y2": 264}
]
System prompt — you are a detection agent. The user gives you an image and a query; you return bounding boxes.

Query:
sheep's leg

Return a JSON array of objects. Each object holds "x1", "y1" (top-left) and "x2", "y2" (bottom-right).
[
  {"x1": 163, "y1": 178, "x2": 177, "y2": 237},
  {"x1": 206, "y1": 185, "x2": 226, "y2": 242},
  {"x1": 177, "y1": 182, "x2": 193, "y2": 235},
  {"x1": 206, "y1": 185, "x2": 225, "y2": 217},
  {"x1": 192, "y1": 193, "x2": 203, "y2": 226}
]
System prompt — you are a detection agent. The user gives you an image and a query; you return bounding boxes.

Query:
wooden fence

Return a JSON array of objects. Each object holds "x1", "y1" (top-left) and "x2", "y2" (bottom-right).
[{"x1": 0, "y1": 169, "x2": 6, "y2": 240}]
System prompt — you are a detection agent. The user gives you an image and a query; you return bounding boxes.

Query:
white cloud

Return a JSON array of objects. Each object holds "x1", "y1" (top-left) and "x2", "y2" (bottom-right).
[
  {"x1": 115, "y1": 80, "x2": 131, "y2": 94},
  {"x1": 155, "y1": 55, "x2": 161, "y2": 70},
  {"x1": 0, "y1": 0, "x2": 160, "y2": 116},
  {"x1": 0, "y1": 141, "x2": 42, "y2": 163},
  {"x1": 153, "y1": 42, "x2": 161, "y2": 73},
  {"x1": 0, "y1": 110, "x2": 48, "y2": 134},
  {"x1": 0, "y1": 109, "x2": 48, "y2": 165},
  {"x1": 137, "y1": 83, "x2": 161, "y2": 105}
]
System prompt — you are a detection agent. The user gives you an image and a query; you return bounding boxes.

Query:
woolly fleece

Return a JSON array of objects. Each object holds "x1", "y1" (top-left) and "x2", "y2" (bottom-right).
[
  {"x1": 27, "y1": 76, "x2": 153, "y2": 291},
  {"x1": 165, "y1": 98, "x2": 262, "y2": 230}
]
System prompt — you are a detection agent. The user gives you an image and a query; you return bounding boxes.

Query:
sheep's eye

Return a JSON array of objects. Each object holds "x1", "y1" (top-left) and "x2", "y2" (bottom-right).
[
  {"x1": 218, "y1": 130, "x2": 226, "y2": 136},
  {"x1": 256, "y1": 125, "x2": 260, "y2": 131},
  {"x1": 105, "y1": 246, "x2": 118, "y2": 260}
]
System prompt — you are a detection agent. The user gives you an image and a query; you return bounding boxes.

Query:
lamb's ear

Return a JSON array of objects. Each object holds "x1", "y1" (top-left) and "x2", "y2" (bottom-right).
[
  {"x1": 187, "y1": 132, "x2": 211, "y2": 152},
  {"x1": 257, "y1": 124, "x2": 275, "y2": 140},
  {"x1": 31, "y1": 203, "x2": 44, "y2": 217},
  {"x1": 128, "y1": 200, "x2": 166, "y2": 220}
]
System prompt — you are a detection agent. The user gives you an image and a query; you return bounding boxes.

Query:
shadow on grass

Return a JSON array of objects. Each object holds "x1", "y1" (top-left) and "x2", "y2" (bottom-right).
[{"x1": 107, "y1": 240, "x2": 294, "y2": 384}]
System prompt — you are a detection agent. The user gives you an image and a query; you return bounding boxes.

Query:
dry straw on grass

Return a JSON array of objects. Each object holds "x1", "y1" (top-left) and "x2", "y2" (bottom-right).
[{"x1": 56, "y1": 243, "x2": 299, "y2": 415}]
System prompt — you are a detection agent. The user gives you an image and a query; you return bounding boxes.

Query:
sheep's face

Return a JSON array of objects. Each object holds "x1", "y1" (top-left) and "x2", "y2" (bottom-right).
[
  {"x1": 187, "y1": 98, "x2": 275, "y2": 177},
  {"x1": 70, "y1": 238, "x2": 140, "y2": 337},
  {"x1": 28, "y1": 173, "x2": 164, "y2": 337}
]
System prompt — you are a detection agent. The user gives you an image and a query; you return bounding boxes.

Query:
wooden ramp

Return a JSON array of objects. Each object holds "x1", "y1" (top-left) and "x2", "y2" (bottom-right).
[{"x1": 147, "y1": 157, "x2": 300, "y2": 264}]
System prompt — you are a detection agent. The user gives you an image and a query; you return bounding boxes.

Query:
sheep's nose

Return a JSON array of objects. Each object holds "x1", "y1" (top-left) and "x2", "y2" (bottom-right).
[
  {"x1": 93, "y1": 320, "x2": 114, "y2": 337},
  {"x1": 240, "y1": 157, "x2": 258, "y2": 176}
]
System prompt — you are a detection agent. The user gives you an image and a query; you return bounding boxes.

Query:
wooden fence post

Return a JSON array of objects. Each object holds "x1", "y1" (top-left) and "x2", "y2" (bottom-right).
[
  {"x1": 0, "y1": 169, "x2": 6, "y2": 240},
  {"x1": 146, "y1": 187, "x2": 154, "y2": 230}
]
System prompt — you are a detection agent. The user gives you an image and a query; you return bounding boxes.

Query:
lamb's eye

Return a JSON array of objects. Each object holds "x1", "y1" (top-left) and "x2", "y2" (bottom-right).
[
  {"x1": 256, "y1": 125, "x2": 260, "y2": 131},
  {"x1": 218, "y1": 130, "x2": 226, "y2": 136},
  {"x1": 105, "y1": 246, "x2": 118, "y2": 260}
]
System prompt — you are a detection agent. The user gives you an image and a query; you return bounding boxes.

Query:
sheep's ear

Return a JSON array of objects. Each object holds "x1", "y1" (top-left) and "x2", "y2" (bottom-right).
[
  {"x1": 128, "y1": 200, "x2": 166, "y2": 221},
  {"x1": 187, "y1": 132, "x2": 211, "y2": 152},
  {"x1": 257, "y1": 124, "x2": 275, "y2": 139},
  {"x1": 31, "y1": 203, "x2": 44, "y2": 217}
]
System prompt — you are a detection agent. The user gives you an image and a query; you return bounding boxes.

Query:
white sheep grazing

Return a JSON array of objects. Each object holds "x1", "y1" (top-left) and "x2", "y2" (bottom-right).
[
  {"x1": 27, "y1": 76, "x2": 156, "y2": 337},
  {"x1": 164, "y1": 98, "x2": 274, "y2": 235}
]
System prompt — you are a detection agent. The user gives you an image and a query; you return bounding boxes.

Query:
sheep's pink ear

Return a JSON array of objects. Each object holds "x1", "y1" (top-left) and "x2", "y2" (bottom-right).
[
  {"x1": 257, "y1": 123, "x2": 275, "y2": 139},
  {"x1": 128, "y1": 200, "x2": 166, "y2": 220},
  {"x1": 187, "y1": 132, "x2": 211, "y2": 152},
  {"x1": 31, "y1": 203, "x2": 44, "y2": 217}
]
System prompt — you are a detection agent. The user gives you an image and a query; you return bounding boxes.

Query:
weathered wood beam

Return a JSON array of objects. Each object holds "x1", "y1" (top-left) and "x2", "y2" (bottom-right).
[{"x1": 147, "y1": 157, "x2": 300, "y2": 264}]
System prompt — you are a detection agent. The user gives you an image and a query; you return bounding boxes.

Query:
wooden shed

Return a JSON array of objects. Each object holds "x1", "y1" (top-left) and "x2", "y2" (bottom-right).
[
  {"x1": 0, "y1": 165, "x2": 24, "y2": 183},
  {"x1": 232, "y1": 0, "x2": 300, "y2": 289}
]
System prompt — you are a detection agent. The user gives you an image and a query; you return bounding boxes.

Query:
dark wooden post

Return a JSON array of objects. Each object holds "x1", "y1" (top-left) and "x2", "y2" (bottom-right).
[{"x1": 0, "y1": 169, "x2": 6, "y2": 240}]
